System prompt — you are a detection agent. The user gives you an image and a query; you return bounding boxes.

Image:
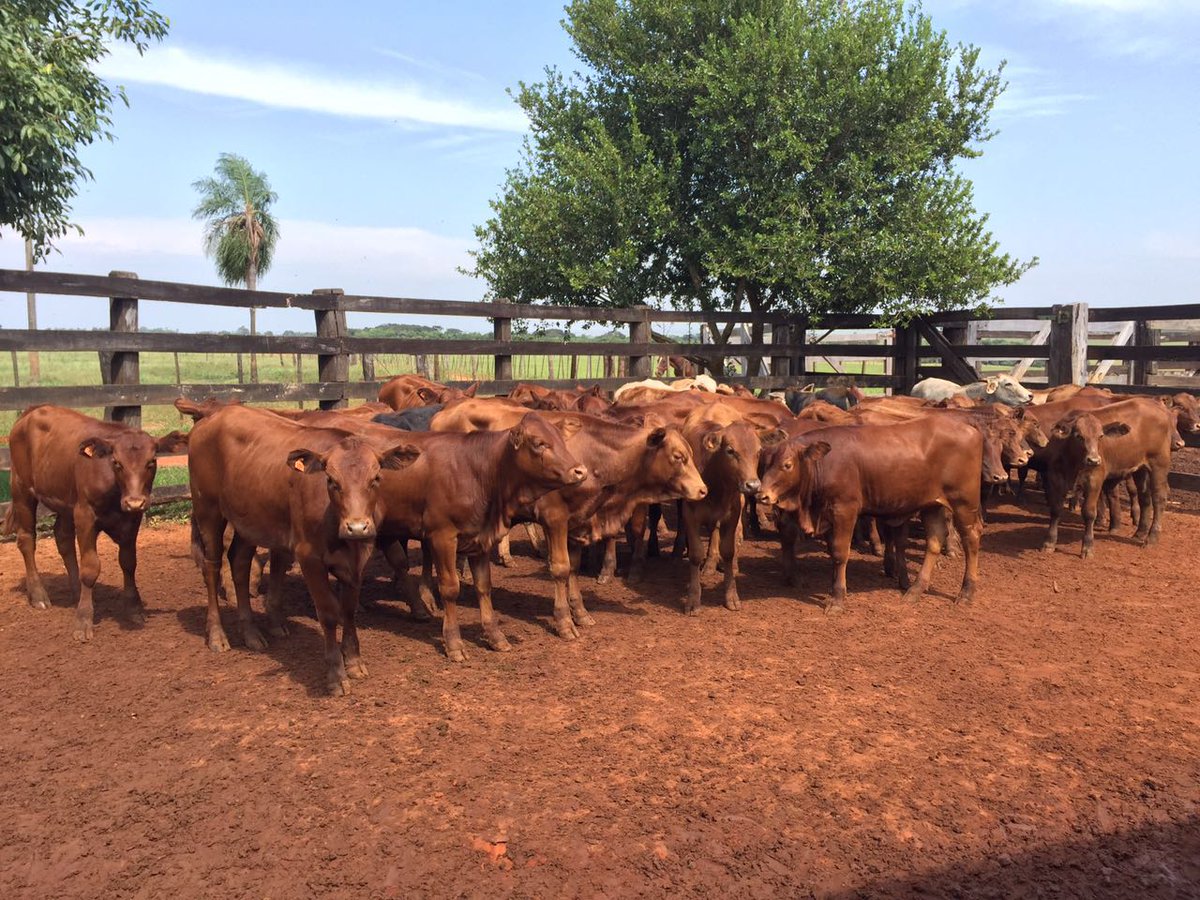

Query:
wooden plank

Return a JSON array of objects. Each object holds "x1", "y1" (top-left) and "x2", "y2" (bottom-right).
[
  {"x1": 1089, "y1": 303, "x2": 1200, "y2": 323},
  {"x1": 1088, "y1": 320, "x2": 1136, "y2": 383},
  {"x1": 0, "y1": 482, "x2": 191, "y2": 520},
  {"x1": 0, "y1": 382, "x2": 345, "y2": 410},
  {"x1": 1009, "y1": 321, "x2": 1053, "y2": 380},
  {"x1": 0, "y1": 330, "x2": 341, "y2": 354},
  {"x1": 913, "y1": 319, "x2": 979, "y2": 383},
  {"x1": 1169, "y1": 471, "x2": 1200, "y2": 493},
  {"x1": 1082, "y1": 345, "x2": 1200, "y2": 363}
]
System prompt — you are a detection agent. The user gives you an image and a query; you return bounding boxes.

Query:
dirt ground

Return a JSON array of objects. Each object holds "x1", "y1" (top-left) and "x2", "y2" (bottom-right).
[{"x1": 1, "y1": 492, "x2": 1198, "y2": 899}]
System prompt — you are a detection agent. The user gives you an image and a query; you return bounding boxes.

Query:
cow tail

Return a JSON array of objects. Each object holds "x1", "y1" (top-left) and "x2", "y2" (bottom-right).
[{"x1": 0, "y1": 503, "x2": 15, "y2": 536}]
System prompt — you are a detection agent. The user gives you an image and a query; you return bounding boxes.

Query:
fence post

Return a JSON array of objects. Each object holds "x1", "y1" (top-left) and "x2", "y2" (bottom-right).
[
  {"x1": 313, "y1": 288, "x2": 349, "y2": 409},
  {"x1": 770, "y1": 322, "x2": 791, "y2": 379},
  {"x1": 892, "y1": 324, "x2": 919, "y2": 394},
  {"x1": 1132, "y1": 319, "x2": 1158, "y2": 387},
  {"x1": 361, "y1": 353, "x2": 376, "y2": 382},
  {"x1": 107, "y1": 270, "x2": 141, "y2": 428},
  {"x1": 628, "y1": 307, "x2": 651, "y2": 378},
  {"x1": 1047, "y1": 302, "x2": 1089, "y2": 387},
  {"x1": 493, "y1": 298, "x2": 513, "y2": 384}
]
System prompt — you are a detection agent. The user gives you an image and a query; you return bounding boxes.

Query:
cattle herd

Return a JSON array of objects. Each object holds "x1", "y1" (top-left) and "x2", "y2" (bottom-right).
[{"x1": 4, "y1": 371, "x2": 1197, "y2": 696}]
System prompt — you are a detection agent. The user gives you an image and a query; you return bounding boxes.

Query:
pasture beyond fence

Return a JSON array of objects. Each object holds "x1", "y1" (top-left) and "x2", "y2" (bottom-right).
[{"x1": 1, "y1": 267, "x2": 1199, "y2": 509}]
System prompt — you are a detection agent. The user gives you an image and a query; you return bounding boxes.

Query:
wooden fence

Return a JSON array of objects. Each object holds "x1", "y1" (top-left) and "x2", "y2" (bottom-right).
[{"x1": 1, "y1": 268, "x2": 1198, "y2": 509}]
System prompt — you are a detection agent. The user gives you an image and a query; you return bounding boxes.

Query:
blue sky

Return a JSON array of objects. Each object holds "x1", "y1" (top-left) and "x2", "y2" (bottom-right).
[{"x1": 1, "y1": 0, "x2": 1198, "y2": 333}]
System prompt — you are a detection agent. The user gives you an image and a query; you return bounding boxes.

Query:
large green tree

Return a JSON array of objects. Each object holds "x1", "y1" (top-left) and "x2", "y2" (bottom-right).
[
  {"x1": 471, "y1": 0, "x2": 1035, "y2": 327},
  {"x1": 192, "y1": 153, "x2": 280, "y2": 380},
  {"x1": 1, "y1": 0, "x2": 168, "y2": 260}
]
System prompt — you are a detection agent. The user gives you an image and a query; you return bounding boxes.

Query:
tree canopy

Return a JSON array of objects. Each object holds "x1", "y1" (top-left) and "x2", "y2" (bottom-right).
[
  {"x1": 0, "y1": 0, "x2": 168, "y2": 260},
  {"x1": 191, "y1": 153, "x2": 280, "y2": 291},
  {"x1": 470, "y1": 0, "x2": 1035, "y2": 325}
]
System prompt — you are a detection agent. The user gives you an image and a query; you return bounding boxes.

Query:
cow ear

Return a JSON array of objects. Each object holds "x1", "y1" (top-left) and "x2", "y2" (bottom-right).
[
  {"x1": 646, "y1": 427, "x2": 668, "y2": 448},
  {"x1": 642, "y1": 413, "x2": 666, "y2": 431},
  {"x1": 556, "y1": 416, "x2": 583, "y2": 441},
  {"x1": 802, "y1": 441, "x2": 831, "y2": 462},
  {"x1": 1159, "y1": 395, "x2": 1172, "y2": 407},
  {"x1": 758, "y1": 427, "x2": 787, "y2": 447},
  {"x1": 509, "y1": 424, "x2": 527, "y2": 449},
  {"x1": 381, "y1": 443, "x2": 421, "y2": 471},
  {"x1": 287, "y1": 449, "x2": 325, "y2": 473},
  {"x1": 79, "y1": 437, "x2": 113, "y2": 459},
  {"x1": 1013, "y1": 406, "x2": 1026, "y2": 421},
  {"x1": 415, "y1": 387, "x2": 438, "y2": 404},
  {"x1": 463, "y1": 382, "x2": 479, "y2": 398},
  {"x1": 985, "y1": 377, "x2": 999, "y2": 394},
  {"x1": 701, "y1": 429, "x2": 723, "y2": 453},
  {"x1": 1102, "y1": 422, "x2": 1130, "y2": 438},
  {"x1": 1050, "y1": 423, "x2": 1071, "y2": 439},
  {"x1": 155, "y1": 431, "x2": 189, "y2": 454}
]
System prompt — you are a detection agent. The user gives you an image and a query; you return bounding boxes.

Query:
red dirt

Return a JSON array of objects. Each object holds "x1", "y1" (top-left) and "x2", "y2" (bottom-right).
[{"x1": 1, "y1": 498, "x2": 1198, "y2": 899}]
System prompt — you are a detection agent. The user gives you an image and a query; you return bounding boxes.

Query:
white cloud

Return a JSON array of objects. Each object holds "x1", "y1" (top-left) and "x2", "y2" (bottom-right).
[{"x1": 98, "y1": 44, "x2": 527, "y2": 133}]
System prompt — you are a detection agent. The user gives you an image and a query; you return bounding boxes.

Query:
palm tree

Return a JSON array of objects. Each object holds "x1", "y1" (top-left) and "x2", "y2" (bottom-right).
[{"x1": 191, "y1": 153, "x2": 280, "y2": 380}]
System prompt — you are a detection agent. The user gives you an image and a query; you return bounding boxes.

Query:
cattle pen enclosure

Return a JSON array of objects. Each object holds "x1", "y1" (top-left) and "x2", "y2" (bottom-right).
[
  {"x1": 2, "y1": 269, "x2": 1200, "y2": 897},
  {"x1": 3, "y1": 267, "x2": 1200, "y2": 509}
]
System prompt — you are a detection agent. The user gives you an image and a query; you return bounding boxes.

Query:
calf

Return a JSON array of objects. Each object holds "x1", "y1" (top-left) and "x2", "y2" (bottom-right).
[
  {"x1": 1038, "y1": 399, "x2": 1172, "y2": 557},
  {"x1": 911, "y1": 374, "x2": 1033, "y2": 407},
  {"x1": 757, "y1": 418, "x2": 985, "y2": 610},
  {"x1": 187, "y1": 405, "x2": 422, "y2": 695},
  {"x1": 372, "y1": 405, "x2": 443, "y2": 432},
  {"x1": 378, "y1": 374, "x2": 478, "y2": 410},
  {"x1": 3, "y1": 406, "x2": 187, "y2": 641}
]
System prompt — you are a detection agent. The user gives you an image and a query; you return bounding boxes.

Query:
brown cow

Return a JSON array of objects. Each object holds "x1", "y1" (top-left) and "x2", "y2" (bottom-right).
[
  {"x1": 1036, "y1": 398, "x2": 1173, "y2": 557},
  {"x1": 675, "y1": 406, "x2": 783, "y2": 614},
  {"x1": 3, "y1": 406, "x2": 187, "y2": 641},
  {"x1": 378, "y1": 374, "x2": 478, "y2": 410},
  {"x1": 187, "y1": 405, "x2": 422, "y2": 694},
  {"x1": 757, "y1": 418, "x2": 985, "y2": 610},
  {"x1": 432, "y1": 404, "x2": 707, "y2": 637}
]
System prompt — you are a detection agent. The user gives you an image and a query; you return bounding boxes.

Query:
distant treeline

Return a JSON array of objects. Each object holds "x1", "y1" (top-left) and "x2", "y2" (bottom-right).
[{"x1": 136, "y1": 323, "x2": 633, "y2": 342}]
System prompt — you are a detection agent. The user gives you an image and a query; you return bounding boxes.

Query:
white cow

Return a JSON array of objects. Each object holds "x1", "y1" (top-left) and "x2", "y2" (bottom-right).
[{"x1": 910, "y1": 374, "x2": 1034, "y2": 406}]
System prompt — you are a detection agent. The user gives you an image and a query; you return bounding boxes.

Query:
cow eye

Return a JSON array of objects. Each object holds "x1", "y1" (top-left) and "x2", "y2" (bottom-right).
[
  {"x1": 113, "y1": 460, "x2": 123, "y2": 471},
  {"x1": 726, "y1": 446, "x2": 736, "y2": 456},
  {"x1": 371, "y1": 475, "x2": 381, "y2": 487},
  {"x1": 327, "y1": 477, "x2": 340, "y2": 491},
  {"x1": 146, "y1": 460, "x2": 156, "y2": 470}
]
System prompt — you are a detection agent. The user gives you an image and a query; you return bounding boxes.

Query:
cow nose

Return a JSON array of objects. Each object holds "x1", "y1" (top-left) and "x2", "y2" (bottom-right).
[
  {"x1": 569, "y1": 465, "x2": 588, "y2": 482},
  {"x1": 988, "y1": 472, "x2": 1006, "y2": 483},
  {"x1": 342, "y1": 519, "x2": 376, "y2": 539},
  {"x1": 123, "y1": 496, "x2": 147, "y2": 512},
  {"x1": 1085, "y1": 456, "x2": 1101, "y2": 467},
  {"x1": 757, "y1": 490, "x2": 774, "y2": 505},
  {"x1": 742, "y1": 478, "x2": 761, "y2": 495},
  {"x1": 1174, "y1": 439, "x2": 1185, "y2": 450}
]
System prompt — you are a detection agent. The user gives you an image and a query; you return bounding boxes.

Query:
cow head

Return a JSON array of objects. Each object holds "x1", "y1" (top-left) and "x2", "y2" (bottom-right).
[
  {"x1": 1049, "y1": 413, "x2": 1130, "y2": 468},
  {"x1": 78, "y1": 429, "x2": 173, "y2": 513},
  {"x1": 1167, "y1": 408, "x2": 1187, "y2": 452},
  {"x1": 986, "y1": 374, "x2": 1034, "y2": 407},
  {"x1": 1167, "y1": 393, "x2": 1200, "y2": 434},
  {"x1": 288, "y1": 438, "x2": 421, "y2": 540},
  {"x1": 1013, "y1": 407, "x2": 1050, "y2": 448},
  {"x1": 697, "y1": 421, "x2": 764, "y2": 496},
  {"x1": 757, "y1": 440, "x2": 831, "y2": 536},
  {"x1": 507, "y1": 413, "x2": 587, "y2": 488},
  {"x1": 644, "y1": 427, "x2": 707, "y2": 501}
]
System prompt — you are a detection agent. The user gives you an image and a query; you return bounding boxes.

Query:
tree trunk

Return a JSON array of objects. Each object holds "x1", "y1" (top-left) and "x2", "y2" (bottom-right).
[{"x1": 246, "y1": 265, "x2": 259, "y2": 382}]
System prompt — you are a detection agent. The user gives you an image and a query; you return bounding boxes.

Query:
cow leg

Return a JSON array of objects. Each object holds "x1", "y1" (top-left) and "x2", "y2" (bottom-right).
[
  {"x1": 524, "y1": 522, "x2": 548, "y2": 559},
  {"x1": 1103, "y1": 480, "x2": 1122, "y2": 532},
  {"x1": 1131, "y1": 469, "x2": 1152, "y2": 542},
  {"x1": 495, "y1": 532, "x2": 515, "y2": 567},
  {"x1": 743, "y1": 495, "x2": 763, "y2": 538},
  {"x1": 779, "y1": 515, "x2": 800, "y2": 588},
  {"x1": 626, "y1": 504, "x2": 648, "y2": 583},
  {"x1": 114, "y1": 518, "x2": 146, "y2": 625},
  {"x1": 719, "y1": 513, "x2": 741, "y2": 612},
  {"x1": 826, "y1": 511, "x2": 856, "y2": 614},
  {"x1": 544, "y1": 522, "x2": 578, "y2": 641},
  {"x1": 227, "y1": 533, "x2": 269, "y2": 650},
  {"x1": 904, "y1": 511, "x2": 945, "y2": 603},
  {"x1": 1015, "y1": 466, "x2": 1029, "y2": 500},
  {"x1": 597, "y1": 537, "x2": 618, "y2": 585},
  {"x1": 952, "y1": 505, "x2": 983, "y2": 605},
  {"x1": 417, "y1": 540, "x2": 440, "y2": 615},
  {"x1": 880, "y1": 521, "x2": 896, "y2": 578},
  {"x1": 566, "y1": 545, "x2": 595, "y2": 627},
  {"x1": 646, "y1": 502, "x2": 662, "y2": 558},
  {"x1": 1143, "y1": 466, "x2": 1167, "y2": 547},
  {"x1": 892, "y1": 521, "x2": 912, "y2": 593},
  {"x1": 681, "y1": 507, "x2": 705, "y2": 616},
  {"x1": 10, "y1": 489, "x2": 49, "y2": 610},
  {"x1": 469, "y1": 554, "x2": 511, "y2": 652},
  {"x1": 337, "y1": 569, "x2": 369, "y2": 681},
  {"x1": 53, "y1": 514, "x2": 80, "y2": 608},
  {"x1": 1041, "y1": 471, "x2": 1066, "y2": 553},
  {"x1": 427, "y1": 534, "x2": 467, "y2": 662},
  {"x1": 71, "y1": 506, "x2": 101, "y2": 643},
  {"x1": 265, "y1": 549, "x2": 292, "y2": 637},
  {"x1": 192, "y1": 510, "x2": 231, "y2": 652},
  {"x1": 296, "y1": 554, "x2": 352, "y2": 695},
  {"x1": 1080, "y1": 476, "x2": 1100, "y2": 559}
]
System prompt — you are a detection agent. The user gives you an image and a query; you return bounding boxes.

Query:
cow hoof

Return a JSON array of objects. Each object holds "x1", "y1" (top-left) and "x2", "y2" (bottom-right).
[
  {"x1": 446, "y1": 645, "x2": 468, "y2": 663},
  {"x1": 955, "y1": 592, "x2": 975, "y2": 606},
  {"x1": 1040, "y1": 543, "x2": 1056, "y2": 555},
  {"x1": 243, "y1": 626, "x2": 269, "y2": 652},
  {"x1": 28, "y1": 587, "x2": 51, "y2": 610},
  {"x1": 207, "y1": 629, "x2": 231, "y2": 653},
  {"x1": 346, "y1": 658, "x2": 369, "y2": 679},
  {"x1": 1080, "y1": 545, "x2": 1093, "y2": 560},
  {"x1": 571, "y1": 611, "x2": 596, "y2": 627},
  {"x1": 724, "y1": 597, "x2": 741, "y2": 612},
  {"x1": 497, "y1": 555, "x2": 514, "y2": 569},
  {"x1": 553, "y1": 618, "x2": 580, "y2": 641},
  {"x1": 626, "y1": 570, "x2": 645, "y2": 586},
  {"x1": 824, "y1": 601, "x2": 845, "y2": 616},
  {"x1": 595, "y1": 571, "x2": 612, "y2": 585},
  {"x1": 902, "y1": 588, "x2": 923, "y2": 604},
  {"x1": 487, "y1": 635, "x2": 513, "y2": 653},
  {"x1": 408, "y1": 602, "x2": 433, "y2": 622},
  {"x1": 328, "y1": 676, "x2": 352, "y2": 697},
  {"x1": 127, "y1": 607, "x2": 147, "y2": 627},
  {"x1": 683, "y1": 603, "x2": 700, "y2": 616},
  {"x1": 268, "y1": 622, "x2": 290, "y2": 638},
  {"x1": 72, "y1": 621, "x2": 94, "y2": 642}
]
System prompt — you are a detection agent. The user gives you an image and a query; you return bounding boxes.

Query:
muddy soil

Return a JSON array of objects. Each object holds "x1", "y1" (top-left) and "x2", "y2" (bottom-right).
[{"x1": 1, "y1": 496, "x2": 1197, "y2": 899}]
